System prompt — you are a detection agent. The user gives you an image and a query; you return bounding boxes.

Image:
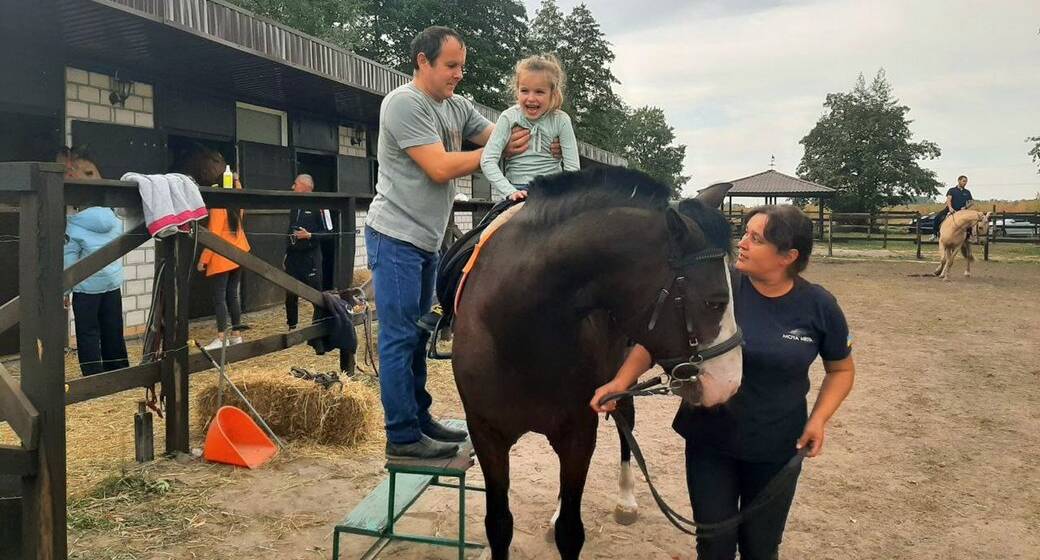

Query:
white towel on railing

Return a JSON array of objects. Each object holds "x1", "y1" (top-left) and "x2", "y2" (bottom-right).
[{"x1": 121, "y1": 172, "x2": 208, "y2": 238}]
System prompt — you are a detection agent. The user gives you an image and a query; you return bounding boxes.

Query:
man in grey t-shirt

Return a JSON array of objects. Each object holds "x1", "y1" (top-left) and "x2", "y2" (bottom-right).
[{"x1": 365, "y1": 26, "x2": 496, "y2": 459}]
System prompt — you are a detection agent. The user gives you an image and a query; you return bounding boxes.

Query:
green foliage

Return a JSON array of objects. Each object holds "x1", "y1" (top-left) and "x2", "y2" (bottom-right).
[{"x1": 798, "y1": 70, "x2": 942, "y2": 214}]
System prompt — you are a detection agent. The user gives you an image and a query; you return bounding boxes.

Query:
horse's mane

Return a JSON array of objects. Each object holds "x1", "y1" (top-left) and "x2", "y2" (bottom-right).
[
  {"x1": 523, "y1": 166, "x2": 672, "y2": 224},
  {"x1": 522, "y1": 166, "x2": 732, "y2": 254}
]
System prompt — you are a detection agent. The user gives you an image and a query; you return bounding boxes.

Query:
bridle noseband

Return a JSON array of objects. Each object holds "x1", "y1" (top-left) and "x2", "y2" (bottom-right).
[{"x1": 645, "y1": 247, "x2": 743, "y2": 387}]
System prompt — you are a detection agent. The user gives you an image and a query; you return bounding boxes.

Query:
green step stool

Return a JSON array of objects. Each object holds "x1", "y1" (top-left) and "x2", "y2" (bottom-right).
[{"x1": 332, "y1": 420, "x2": 485, "y2": 560}]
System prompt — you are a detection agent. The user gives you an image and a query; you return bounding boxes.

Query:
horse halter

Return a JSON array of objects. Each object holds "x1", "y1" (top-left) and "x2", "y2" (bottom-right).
[{"x1": 645, "y1": 247, "x2": 743, "y2": 388}]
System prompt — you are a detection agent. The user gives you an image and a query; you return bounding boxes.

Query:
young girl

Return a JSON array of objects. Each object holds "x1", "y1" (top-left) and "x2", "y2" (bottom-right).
[
  {"x1": 481, "y1": 54, "x2": 580, "y2": 201},
  {"x1": 191, "y1": 149, "x2": 251, "y2": 351}
]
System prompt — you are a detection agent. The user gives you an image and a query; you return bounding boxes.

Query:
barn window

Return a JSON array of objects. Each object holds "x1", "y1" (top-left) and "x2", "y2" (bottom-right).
[{"x1": 236, "y1": 102, "x2": 287, "y2": 146}]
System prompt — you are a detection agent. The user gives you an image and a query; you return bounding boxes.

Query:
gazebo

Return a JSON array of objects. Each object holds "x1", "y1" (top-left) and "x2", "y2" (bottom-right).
[{"x1": 703, "y1": 170, "x2": 836, "y2": 238}]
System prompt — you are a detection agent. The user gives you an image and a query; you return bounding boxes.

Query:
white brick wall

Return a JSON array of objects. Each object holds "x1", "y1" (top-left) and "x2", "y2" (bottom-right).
[
  {"x1": 354, "y1": 209, "x2": 368, "y2": 269},
  {"x1": 64, "y1": 67, "x2": 158, "y2": 338},
  {"x1": 338, "y1": 126, "x2": 367, "y2": 158},
  {"x1": 64, "y1": 67, "x2": 154, "y2": 147}
]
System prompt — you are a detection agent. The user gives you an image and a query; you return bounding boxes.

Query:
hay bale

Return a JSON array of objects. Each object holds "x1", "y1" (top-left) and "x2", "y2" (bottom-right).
[{"x1": 195, "y1": 371, "x2": 380, "y2": 447}]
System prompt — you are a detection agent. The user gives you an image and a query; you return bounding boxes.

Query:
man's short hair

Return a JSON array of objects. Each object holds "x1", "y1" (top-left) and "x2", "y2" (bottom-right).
[
  {"x1": 410, "y1": 26, "x2": 464, "y2": 71},
  {"x1": 958, "y1": 175, "x2": 968, "y2": 181},
  {"x1": 295, "y1": 173, "x2": 314, "y2": 186}
]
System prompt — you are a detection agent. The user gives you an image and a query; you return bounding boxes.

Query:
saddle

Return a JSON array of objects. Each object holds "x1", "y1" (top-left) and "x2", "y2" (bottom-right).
[{"x1": 430, "y1": 198, "x2": 524, "y2": 348}]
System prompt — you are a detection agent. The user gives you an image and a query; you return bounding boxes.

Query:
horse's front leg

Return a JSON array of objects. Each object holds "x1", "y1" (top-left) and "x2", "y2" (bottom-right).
[
  {"x1": 940, "y1": 247, "x2": 956, "y2": 280},
  {"x1": 962, "y1": 244, "x2": 974, "y2": 277},
  {"x1": 613, "y1": 396, "x2": 639, "y2": 525},
  {"x1": 548, "y1": 413, "x2": 598, "y2": 560}
]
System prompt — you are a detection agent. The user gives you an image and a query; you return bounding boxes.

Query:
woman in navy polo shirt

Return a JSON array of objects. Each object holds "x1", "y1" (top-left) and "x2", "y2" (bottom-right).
[{"x1": 592, "y1": 205, "x2": 856, "y2": 560}]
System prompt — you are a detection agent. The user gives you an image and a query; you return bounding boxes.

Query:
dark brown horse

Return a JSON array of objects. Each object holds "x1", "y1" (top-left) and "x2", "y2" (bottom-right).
[{"x1": 452, "y1": 167, "x2": 742, "y2": 559}]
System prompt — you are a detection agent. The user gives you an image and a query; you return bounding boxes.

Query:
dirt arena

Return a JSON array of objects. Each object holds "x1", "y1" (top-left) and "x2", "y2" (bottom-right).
[{"x1": 7, "y1": 258, "x2": 1037, "y2": 559}]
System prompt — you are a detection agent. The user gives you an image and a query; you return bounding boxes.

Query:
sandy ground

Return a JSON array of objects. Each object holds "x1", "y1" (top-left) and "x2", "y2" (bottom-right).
[{"x1": 5, "y1": 258, "x2": 1039, "y2": 559}]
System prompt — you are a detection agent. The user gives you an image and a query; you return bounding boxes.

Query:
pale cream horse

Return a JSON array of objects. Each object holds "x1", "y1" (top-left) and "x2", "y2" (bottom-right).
[{"x1": 934, "y1": 209, "x2": 991, "y2": 280}]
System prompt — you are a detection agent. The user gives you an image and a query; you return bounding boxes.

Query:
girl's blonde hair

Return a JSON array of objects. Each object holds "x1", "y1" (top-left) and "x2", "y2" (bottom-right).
[{"x1": 511, "y1": 54, "x2": 566, "y2": 114}]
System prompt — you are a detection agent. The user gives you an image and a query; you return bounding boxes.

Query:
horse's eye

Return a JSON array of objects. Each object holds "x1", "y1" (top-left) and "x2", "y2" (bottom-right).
[{"x1": 705, "y1": 301, "x2": 725, "y2": 312}]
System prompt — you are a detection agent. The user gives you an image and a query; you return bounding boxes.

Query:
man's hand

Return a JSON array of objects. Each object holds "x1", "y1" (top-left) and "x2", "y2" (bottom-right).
[
  {"x1": 293, "y1": 227, "x2": 312, "y2": 240},
  {"x1": 550, "y1": 138, "x2": 562, "y2": 160},
  {"x1": 63, "y1": 295, "x2": 70, "y2": 309},
  {"x1": 504, "y1": 126, "x2": 531, "y2": 158}
]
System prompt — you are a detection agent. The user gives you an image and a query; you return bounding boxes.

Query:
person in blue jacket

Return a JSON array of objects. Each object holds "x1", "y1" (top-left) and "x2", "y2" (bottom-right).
[{"x1": 60, "y1": 147, "x2": 130, "y2": 376}]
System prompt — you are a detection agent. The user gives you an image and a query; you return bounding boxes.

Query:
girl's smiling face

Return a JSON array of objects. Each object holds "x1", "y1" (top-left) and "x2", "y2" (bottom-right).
[{"x1": 518, "y1": 70, "x2": 553, "y2": 120}]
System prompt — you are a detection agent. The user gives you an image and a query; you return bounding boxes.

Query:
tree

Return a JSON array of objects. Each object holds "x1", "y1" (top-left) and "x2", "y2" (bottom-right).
[
  {"x1": 528, "y1": 2, "x2": 628, "y2": 151},
  {"x1": 1027, "y1": 136, "x2": 1040, "y2": 174},
  {"x1": 348, "y1": 0, "x2": 529, "y2": 108},
  {"x1": 225, "y1": 0, "x2": 360, "y2": 45},
  {"x1": 619, "y1": 106, "x2": 690, "y2": 197},
  {"x1": 797, "y1": 70, "x2": 942, "y2": 214}
]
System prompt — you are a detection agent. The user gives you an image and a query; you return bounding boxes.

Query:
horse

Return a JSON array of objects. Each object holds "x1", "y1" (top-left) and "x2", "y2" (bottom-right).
[
  {"x1": 934, "y1": 209, "x2": 991, "y2": 280},
  {"x1": 451, "y1": 167, "x2": 744, "y2": 559}
]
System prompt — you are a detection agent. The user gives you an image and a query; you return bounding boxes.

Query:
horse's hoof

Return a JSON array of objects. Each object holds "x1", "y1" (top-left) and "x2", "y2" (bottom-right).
[{"x1": 614, "y1": 505, "x2": 639, "y2": 525}]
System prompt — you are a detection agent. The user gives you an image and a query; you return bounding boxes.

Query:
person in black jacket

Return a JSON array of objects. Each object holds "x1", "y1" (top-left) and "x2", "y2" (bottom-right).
[{"x1": 285, "y1": 174, "x2": 333, "y2": 330}]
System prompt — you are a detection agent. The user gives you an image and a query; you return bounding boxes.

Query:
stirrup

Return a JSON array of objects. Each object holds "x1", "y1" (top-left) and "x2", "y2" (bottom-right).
[{"x1": 426, "y1": 314, "x2": 453, "y2": 360}]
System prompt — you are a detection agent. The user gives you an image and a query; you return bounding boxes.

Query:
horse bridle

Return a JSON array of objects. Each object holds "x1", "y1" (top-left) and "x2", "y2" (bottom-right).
[
  {"x1": 644, "y1": 247, "x2": 744, "y2": 389},
  {"x1": 601, "y1": 247, "x2": 808, "y2": 539}
]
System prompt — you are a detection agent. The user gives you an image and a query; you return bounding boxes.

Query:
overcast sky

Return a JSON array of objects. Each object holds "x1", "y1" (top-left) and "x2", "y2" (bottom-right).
[{"x1": 522, "y1": 0, "x2": 1040, "y2": 201}]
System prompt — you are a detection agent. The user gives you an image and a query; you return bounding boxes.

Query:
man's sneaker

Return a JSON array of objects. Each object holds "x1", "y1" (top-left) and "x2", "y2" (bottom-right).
[
  {"x1": 386, "y1": 435, "x2": 459, "y2": 460},
  {"x1": 417, "y1": 305, "x2": 444, "y2": 333},
  {"x1": 422, "y1": 419, "x2": 468, "y2": 443},
  {"x1": 230, "y1": 336, "x2": 244, "y2": 345}
]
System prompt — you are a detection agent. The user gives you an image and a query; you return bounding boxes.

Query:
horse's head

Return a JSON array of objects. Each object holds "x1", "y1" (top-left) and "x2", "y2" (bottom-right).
[
  {"x1": 634, "y1": 184, "x2": 743, "y2": 408},
  {"x1": 975, "y1": 211, "x2": 992, "y2": 238}
]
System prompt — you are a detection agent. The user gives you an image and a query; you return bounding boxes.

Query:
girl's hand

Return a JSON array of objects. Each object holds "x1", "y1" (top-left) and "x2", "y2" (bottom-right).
[
  {"x1": 197, "y1": 261, "x2": 205, "y2": 272},
  {"x1": 508, "y1": 190, "x2": 528, "y2": 202}
]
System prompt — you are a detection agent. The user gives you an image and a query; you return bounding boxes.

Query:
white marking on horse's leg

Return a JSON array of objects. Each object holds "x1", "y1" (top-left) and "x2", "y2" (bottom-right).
[
  {"x1": 545, "y1": 499, "x2": 561, "y2": 543},
  {"x1": 613, "y1": 460, "x2": 638, "y2": 525}
]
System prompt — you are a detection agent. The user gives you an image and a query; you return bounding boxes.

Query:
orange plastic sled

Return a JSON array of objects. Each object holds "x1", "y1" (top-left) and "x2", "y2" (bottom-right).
[{"x1": 203, "y1": 406, "x2": 278, "y2": 468}]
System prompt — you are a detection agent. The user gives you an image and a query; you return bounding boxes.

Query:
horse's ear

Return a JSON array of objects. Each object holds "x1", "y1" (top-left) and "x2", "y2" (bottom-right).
[
  {"x1": 695, "y1": 182, "x2": 733, "y2": 209},
  {"x1": 666, "y1": 207, "x2": 705, "y2": 250}
]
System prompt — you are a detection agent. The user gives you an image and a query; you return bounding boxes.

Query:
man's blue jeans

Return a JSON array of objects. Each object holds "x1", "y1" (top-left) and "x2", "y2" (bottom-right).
[{"x1": 365, "y1": 226, "x2": 437, "y2": 444}]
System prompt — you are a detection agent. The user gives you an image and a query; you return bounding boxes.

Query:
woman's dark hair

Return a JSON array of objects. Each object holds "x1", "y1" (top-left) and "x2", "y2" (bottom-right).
[
  {"x1": 410, "y1": 26, "x2": 464, "y2": 71},
  {"x1": 744, "y1": 205, "x2": 814, "y2": 277}
]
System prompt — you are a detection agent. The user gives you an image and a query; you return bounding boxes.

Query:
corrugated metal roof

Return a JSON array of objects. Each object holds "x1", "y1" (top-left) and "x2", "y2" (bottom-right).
[
  {"x1": 721, "y1": 170, "x2": 835, "y2": 196},
  {"x1": 89, "y1": 0, "x2": 627, "y2": 166}
]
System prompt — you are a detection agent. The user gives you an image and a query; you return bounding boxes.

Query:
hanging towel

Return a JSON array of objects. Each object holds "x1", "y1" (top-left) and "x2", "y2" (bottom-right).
[{"x1": 122, "y1": 172, "x2": 209, "y2": 237}]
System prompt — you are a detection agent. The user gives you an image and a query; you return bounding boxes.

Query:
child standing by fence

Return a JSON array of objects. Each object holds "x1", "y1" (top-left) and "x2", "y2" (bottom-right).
[
  {"x1": 197, "y1": 174, "x2": 251, "y2": 351},
  {"x1": 480, "y1": 54, "x2": 580, "y2": 201}
]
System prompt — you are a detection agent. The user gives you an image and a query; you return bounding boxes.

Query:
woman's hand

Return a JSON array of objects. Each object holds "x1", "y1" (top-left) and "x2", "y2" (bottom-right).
[
  {"x1": 590, "y1": 378, "x2": 630, "y2": 414},
  {"x1": 796, "y1": 418, "x2": 826, "y2": 457},
  {"x1": 197, "y1": 261, "x2": 205, "y2": 272}
]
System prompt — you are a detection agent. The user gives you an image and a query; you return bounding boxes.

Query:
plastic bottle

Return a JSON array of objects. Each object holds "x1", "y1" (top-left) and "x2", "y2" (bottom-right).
[{"x1": 222, "y1": 165, "x2": 233, "y2": 189}]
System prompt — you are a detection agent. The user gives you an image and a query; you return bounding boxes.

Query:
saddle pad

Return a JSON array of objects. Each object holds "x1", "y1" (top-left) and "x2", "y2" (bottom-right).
[{"x1": 454, "y1": 202, "x2": 525, "y2": 314}]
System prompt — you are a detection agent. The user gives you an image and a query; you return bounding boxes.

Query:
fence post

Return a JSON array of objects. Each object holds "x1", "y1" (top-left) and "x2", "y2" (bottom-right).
[
  {"x1": 915, "y1": 212, "x2": 922, "y2": 260},
  {"x1": 18, "y1": 163, "x2": 68, "y2": 558},
  {"x1": 867, "y1": 214, "x2": 873, "y2": 241},
  {"x1": 827, "y1": 212, "x2": 834, "y2": 257},
  {"x1": 882, "y1": 213, "x2": 889, "y2": 249},
  {"x1": 159, "y1": 234, "x2": 190, "y2": 455},
  {"x1": 984, "y1": 218, "x2": 991, "y2": 261}
]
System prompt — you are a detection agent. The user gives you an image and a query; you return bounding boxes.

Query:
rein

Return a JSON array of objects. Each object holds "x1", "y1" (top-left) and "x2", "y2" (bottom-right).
[{"x1": 599, "y1": 383, "x2": 807, "y2": 537}]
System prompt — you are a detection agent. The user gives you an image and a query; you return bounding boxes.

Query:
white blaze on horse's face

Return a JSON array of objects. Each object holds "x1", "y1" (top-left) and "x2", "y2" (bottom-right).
[{"x1": 692, "y1": 257, "x2": 742, "y2": 407}]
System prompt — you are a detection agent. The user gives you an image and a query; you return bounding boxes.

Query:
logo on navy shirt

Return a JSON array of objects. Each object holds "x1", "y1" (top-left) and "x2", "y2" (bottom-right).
[{"x1": 782, "y1": 328, "x2": 814, "y2": 343}]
